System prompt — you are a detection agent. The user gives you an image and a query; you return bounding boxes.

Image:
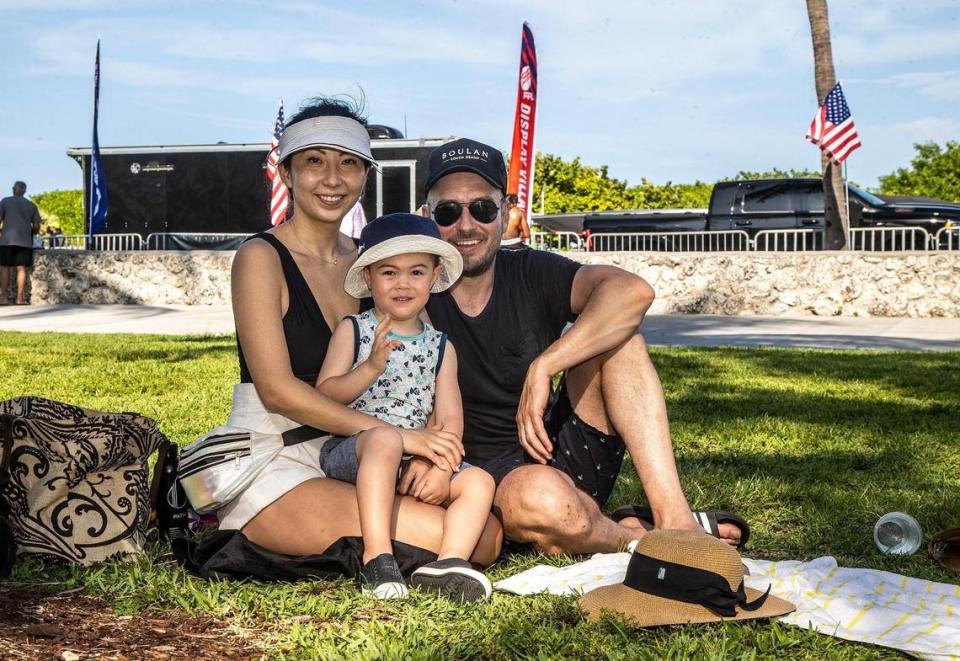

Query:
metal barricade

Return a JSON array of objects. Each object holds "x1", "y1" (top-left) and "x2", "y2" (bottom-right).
[
  {"x1": 933, "y1": 227, "x2": 960, "y2": 251},
  {"x1": 91, "y1": 233, "x2": 143, "y2": 251},
  {"x1": 529, "y1": 231, "x2": 583, "y2": 252},
  {"x1": 752, "y1": 229, "x2": 823, "y2": 252},
  {"x1": 41, "y1": 234, "x2": 87, "y2": 250},
  {"x1": 848, "y1": 227, "x2": 929, "y2": 252},
  {"x1": 146, "y1": 233, "x2": 251, "y2": 250},
  {"x1": 587, "y1": 230, "x2": 750, "y2": 252}
]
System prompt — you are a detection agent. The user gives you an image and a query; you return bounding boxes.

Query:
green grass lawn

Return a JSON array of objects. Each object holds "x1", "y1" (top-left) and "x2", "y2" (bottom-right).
[{"x1": 1, "y1": 331, "x2": 958, "y2": 659}]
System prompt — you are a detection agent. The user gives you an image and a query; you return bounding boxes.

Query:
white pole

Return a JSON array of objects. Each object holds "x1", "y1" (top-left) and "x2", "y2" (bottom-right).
[{"x1": 843, "y1": 160, "x2": 850, "y2": 245}]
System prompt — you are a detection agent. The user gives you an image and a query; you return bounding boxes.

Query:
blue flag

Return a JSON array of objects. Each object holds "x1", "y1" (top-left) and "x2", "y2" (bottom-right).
[{"x1": 89, "y1": 39, "x2": 108, "y2": 237}]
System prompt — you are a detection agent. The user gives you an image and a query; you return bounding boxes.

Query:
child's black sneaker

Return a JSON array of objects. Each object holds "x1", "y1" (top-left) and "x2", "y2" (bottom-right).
[
  {"x1": 410, "y1": 558, "x2": 492, "y2": 602},
  {"x1": 360, "y1": 553, "x2": 408, "y2": 599}
]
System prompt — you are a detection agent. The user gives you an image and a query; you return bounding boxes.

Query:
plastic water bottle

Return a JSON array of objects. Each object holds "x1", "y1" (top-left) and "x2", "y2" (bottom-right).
[{"x1": 874, "y1": 512, "x2": 922, "y2": 555}]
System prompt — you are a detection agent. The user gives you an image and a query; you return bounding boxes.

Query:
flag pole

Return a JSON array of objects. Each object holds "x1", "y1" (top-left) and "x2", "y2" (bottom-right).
[
  {"x1": 87, "y1": 36, "x2": 108, "y2": 247},
  {"x1": 87, "y1": 37, "x2": 99, "y2": 248},
  {"x1": 843, "y1": 159, "x2": 850, "y2": 244}
]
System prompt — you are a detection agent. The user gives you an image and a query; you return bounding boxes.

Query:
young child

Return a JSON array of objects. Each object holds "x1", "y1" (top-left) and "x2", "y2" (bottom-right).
[{"x1": 316, "y1": 212, "x2": 496, "y2": 602}]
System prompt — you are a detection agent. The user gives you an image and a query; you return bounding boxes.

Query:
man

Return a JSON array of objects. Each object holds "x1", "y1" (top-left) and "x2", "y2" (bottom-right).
[
  {"x1": 421, "y1": 139, "x2": 744, "y2": 555},
  {"x1": 0, "y1": 181, "x2": 42, "y2": 305},
  {"x1": 501, "y1": 193, "x2": 530, "y2": 249}
]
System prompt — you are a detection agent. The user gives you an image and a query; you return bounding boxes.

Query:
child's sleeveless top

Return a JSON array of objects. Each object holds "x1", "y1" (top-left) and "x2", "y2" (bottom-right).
[{"x1": 348, "y1": 309, "x2": 447, "y2": 429}]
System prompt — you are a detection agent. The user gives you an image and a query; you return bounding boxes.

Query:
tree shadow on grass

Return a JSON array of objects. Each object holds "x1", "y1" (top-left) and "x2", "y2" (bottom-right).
[
  {"x1": 612, "y1": 446, "x2": 959, "y2": 561},
  {"x1": 668, "y1": 385, "x2": 958, "y2": 430},
  {"x1": 652, "y1": 347, "x2": 960, "y2": 400},
  {"x1": 111, "y1": 343, "x2": 237, "y2": 363}
]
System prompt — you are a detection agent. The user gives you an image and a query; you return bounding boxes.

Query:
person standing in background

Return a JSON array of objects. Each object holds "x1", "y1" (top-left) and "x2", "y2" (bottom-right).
[
  {"x1": 501, "y1": 193, "x2": 530, "y2": 249},
  {"x1": 0, "y1": 181, "x2": 42, "y2": 305},
  {"x1": 341, "y1": 201, "x2": 368, "y2": 238}
]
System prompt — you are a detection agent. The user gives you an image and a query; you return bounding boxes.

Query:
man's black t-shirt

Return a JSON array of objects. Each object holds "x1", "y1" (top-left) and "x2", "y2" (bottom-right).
[{"x1": 425, "y1": 249, "x2": 581, "y2": 464}]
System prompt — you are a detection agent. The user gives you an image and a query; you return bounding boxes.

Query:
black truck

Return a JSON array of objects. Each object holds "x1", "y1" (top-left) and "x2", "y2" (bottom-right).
[{"x1": 583, "y1": 178, "x2": 960, "y2": 251}]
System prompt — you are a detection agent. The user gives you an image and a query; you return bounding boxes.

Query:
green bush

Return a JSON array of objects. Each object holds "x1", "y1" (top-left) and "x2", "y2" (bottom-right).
[
  {"x1": 531, "y1": 156, "x2": 827, "y2": 214},
  {"x1": 879, "y1": 141, "x2": 960, "y2": 202},
  {"x1": 32, "y1": 189, "x2": 84, "y2": 235}
]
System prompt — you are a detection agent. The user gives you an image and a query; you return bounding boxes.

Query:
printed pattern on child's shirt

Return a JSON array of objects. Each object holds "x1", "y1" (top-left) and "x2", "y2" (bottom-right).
[{"x1": 349, "y1": 309, "x2": 445, "y2": 429}]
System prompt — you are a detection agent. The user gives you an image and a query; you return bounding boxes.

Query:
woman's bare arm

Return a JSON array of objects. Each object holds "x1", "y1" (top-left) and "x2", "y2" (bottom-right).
[{"x1": 232, "y1": 240, "x2": 379, "y2": 435}]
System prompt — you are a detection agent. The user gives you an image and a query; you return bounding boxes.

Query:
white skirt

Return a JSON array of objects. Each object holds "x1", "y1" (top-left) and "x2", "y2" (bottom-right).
[{"x1": 217, "y1": 384, "x2": 331, "y2": 531}]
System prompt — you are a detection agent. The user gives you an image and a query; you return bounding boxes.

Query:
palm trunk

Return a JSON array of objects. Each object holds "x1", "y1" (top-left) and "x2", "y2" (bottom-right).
[{"x1": 806, "y1": 0, "x2": 848, "y2": 250}]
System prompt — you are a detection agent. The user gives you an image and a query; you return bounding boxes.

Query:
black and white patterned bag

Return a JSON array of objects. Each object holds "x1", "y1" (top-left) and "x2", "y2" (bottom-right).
[{"x1": 0, "y1": 396, "x2": 170, "y2": 567}]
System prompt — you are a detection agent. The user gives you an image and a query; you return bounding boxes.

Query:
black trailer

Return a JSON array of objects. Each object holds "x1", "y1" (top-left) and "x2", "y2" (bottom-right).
[{"x1": 67, "y1": 137, "x2": 452, "y2": 239}]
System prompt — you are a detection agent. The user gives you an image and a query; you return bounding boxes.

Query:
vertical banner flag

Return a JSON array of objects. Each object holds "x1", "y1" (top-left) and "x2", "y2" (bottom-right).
[
  {"x1": 806, "y1": 81, "x2": 861, "y2": 165},
  {"x1": 88, "y1": 39, "x2": 108, "y2": 238},
  {"x1": 507, "y1": 21, "x2": 538, "y2": 221},
  {"x1": 265, "y1": 100, "x2": 290, "y2": 226}
]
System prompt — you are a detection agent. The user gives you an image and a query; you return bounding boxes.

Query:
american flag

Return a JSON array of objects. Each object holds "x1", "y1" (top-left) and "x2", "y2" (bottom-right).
[
  {"x1": 806, "y1": 82, "x2": 861, "y2": 164},
  {"x1": 265, "y1": 100, "x2": 289, "y2": 226}
]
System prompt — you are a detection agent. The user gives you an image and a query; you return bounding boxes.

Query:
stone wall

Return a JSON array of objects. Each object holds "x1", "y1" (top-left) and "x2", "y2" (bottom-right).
[
  {"x1": 31, "y1": 251, "x2": 234, "y2": 305},
  {"x1": 27, "y1": 250, "x2": 960, "y2": 317},
  {"x1": 567, "y1": 252, "x2": 960, "y2": 318}
]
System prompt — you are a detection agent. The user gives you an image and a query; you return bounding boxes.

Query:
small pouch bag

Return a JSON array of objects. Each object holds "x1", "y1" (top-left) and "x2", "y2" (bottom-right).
[
  {"x1": 179, "y1": 424, "x2": 329, "y2": 514},
  {"x1": 0, "y1": 396, "x2": 169, "y2": 566}
]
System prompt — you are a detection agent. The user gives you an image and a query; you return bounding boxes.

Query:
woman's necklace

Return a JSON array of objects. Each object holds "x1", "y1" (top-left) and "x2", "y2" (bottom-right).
[{"x1": 286, "y1": 224, "x2": 353, "y2": 266}]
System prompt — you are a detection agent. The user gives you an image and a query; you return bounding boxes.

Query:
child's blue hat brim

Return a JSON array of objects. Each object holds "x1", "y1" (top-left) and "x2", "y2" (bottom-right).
[{"x1": 343, "y1": 213, "x2": 464, "y2": 299}]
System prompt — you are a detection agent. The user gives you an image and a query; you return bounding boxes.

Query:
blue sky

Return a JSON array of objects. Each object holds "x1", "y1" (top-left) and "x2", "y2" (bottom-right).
[{"x1": 2, "y1": 0, "x2": 958, "y2": 197}]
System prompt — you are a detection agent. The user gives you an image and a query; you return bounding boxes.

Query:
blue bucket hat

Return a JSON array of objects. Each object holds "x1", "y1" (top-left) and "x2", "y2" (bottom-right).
[{"x1": 343, "y1": 213, "x2": 464, "y2": 299}]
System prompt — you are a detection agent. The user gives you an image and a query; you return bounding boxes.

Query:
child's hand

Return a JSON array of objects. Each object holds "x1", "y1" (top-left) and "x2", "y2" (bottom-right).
[
  {"x1": 412, "y1": 464, "x2": 452, "y2": 505},
  {"x1": 398, "y1": 459, "x2": 450, "y2": 504},
  {"x1": 366, "y1": 314, "x2": 401, "y2": 374}
]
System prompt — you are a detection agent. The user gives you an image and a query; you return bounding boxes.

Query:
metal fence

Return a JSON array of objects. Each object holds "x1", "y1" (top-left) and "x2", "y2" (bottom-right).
[
  {"x1": 849, "y1": 227, "x2": 930, "y2": 252},
  {"x1": 35, "y1": 227, "x2": 960, "y2": 254},
  {"x1": 41, "y1": 234, "x2": 87, "y2": 250},
  {"x1": 934, "y1": 227, "x2": 960, "y2": 250},
  {"x1": 753, "y1": 229, "x2": 823, "y2": 252},
  {"x1": 587, "y1": 230, "x2": 750, "y2": 252},
  {"x1": 529, "y1": 231, "x2": 583, "y2": 252},
  {"x1": 41, "y1": 233, "x2": 143, "y2": 251}
]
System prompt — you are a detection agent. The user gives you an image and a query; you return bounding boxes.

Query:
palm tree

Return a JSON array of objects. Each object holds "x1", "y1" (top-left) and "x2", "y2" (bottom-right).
[{"x1": 806, "y1": 0, "x2": 848, "y2": 250}]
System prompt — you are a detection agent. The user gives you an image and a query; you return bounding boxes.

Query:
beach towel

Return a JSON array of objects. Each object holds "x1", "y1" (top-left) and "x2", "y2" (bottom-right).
[{"x1": 494, "y1": 552, "x2": 960, "y2": 660}]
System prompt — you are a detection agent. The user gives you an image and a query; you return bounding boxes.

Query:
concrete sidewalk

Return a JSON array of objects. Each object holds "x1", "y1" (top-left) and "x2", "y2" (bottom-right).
[{"x1": 1, "y1": 304, "x2": 958, "y2": 351}]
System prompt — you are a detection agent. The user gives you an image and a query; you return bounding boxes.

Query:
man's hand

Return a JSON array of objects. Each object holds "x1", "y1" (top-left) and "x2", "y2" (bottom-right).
[
  {"x1": 366, "y1": 314, "x2": 401, "y2": 374},
  {"x1": 399, "y1": 425, "x2": 463, "y2": 472},
  {"x1": 516, "y1": 357, "x2": 554, "y2": 464}
]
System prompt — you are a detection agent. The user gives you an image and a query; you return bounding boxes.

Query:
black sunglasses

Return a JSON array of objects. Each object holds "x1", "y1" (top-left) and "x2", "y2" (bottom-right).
[{"x1": 431, "y1": 198, "x2": 500, "y2": 227}]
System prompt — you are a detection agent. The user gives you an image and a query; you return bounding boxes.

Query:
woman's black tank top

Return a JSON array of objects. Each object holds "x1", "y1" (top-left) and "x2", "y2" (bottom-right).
[{"x1": 237, "y1": 233, "x2": 334, "y2": 384}]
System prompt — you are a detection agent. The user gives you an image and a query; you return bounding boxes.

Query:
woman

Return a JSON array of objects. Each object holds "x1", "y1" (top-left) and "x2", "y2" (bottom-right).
[{"x1": 223, "y1": 97, "x2": 502, "y2": 574}]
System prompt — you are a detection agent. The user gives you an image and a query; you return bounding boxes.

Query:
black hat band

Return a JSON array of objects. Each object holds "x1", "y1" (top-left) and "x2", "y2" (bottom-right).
[{"x1": 623, "y1": 553, "x2": 771, "y2": 617}]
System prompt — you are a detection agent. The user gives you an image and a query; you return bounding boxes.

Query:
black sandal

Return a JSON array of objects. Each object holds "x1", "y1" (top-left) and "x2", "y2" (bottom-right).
[{"x1": 611, "y1": 504, "x2": 751, "y2": 550}]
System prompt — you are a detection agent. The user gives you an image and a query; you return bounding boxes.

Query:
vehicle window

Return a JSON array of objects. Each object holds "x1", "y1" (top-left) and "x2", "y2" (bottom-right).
[
  {"x1": 709, "y1": 185, "x2": 737, "y2": 214},
  {"x1": 797, "y1": 182, "x2": 823, "y2": 212},
  {"x1": 740, "y1": 182, "x2": 793, "y2": 212},
  {"x1": 848, "y1": 184, "x2": 886, "y2": 207}
]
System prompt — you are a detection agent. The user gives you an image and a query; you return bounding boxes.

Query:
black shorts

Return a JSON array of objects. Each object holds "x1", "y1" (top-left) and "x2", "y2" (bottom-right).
[
  {"x1": 0, "y1": 246, "x2": 33, "y2": 267},
  {"x1": 476, "y1": 382, "x2": 626, "y2": 507}
]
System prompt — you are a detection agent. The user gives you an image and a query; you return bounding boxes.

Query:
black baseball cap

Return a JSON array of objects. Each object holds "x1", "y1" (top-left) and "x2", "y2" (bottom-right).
[{"x1": 424, "y1": 138, "x2": 507, "y2": 195}]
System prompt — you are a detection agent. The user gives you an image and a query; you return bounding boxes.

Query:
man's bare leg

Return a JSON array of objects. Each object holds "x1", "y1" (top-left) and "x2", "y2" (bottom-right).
[
  {"x1": 0, "y1": 266, "x2": 9, "y2": 304},
  {"x1": 15, "y1": 266, "x2": 27, "y2": 304},
  {"x1": 494, "y1": 333, "x2": 740, "y2": 554},
  {"x1": 494, "y1": 464, "x2": 642, "y2": 554}
]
